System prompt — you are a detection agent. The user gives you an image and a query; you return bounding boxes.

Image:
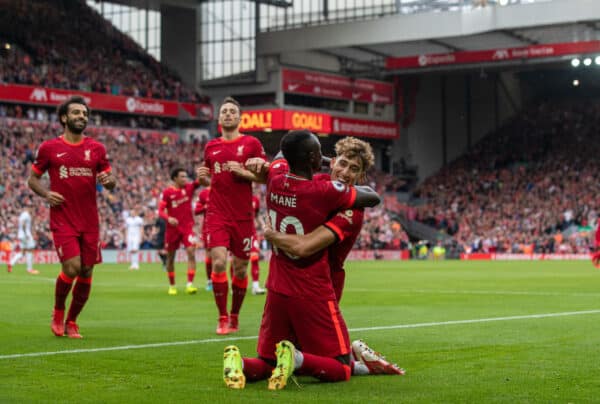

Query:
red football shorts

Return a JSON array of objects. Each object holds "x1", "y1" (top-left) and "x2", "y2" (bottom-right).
[
  {"x1": 331, "y1": 269, "x2": 346, "y2": 303},
  {"x1": 257, "y1": 290, "x2": 350, "y2": 360},
  {"x1": 165, "y1": 225, "x2": 197, "y2": 252},
  {"x1": 201, "y1": 218, "x2": 208, "y2": 248},
  {"x1": 53, "y1": 231, "x2": 101, "y2": 266},
  {"x1": 205, "y1": 214, "x2": 254, "y2": 260}
]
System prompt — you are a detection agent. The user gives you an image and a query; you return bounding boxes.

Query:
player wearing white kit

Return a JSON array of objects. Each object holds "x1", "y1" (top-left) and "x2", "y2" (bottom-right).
[
  {"x1": 10, "y1": 207, "x2": 39, "y2": 274},
  {"x1": 125, "y1": 208, "x2": 144, "y2": 270}
]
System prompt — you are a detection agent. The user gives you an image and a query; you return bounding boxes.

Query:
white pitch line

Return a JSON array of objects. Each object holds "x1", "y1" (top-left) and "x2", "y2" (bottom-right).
[
  {"x1": 346, "y1": 288, "x2": 600, "y2": 297},
  {"x1": 2, "y1": 309, "x2": 600, "y2": 360}
]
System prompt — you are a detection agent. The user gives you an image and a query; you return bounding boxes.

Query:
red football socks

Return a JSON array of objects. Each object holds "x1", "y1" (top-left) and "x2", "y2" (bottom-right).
[
  {"x1": 167, "y1": 271, "x2": 175, "y2": 286},
  {"x1": 297, "y1": 352, "x2": 351, "y2": 382},
  {"x1": 250, "y1": 257, "x2": 260, "y2": 282},
  {"x1": 211, "y1": 271, "x2": 229, "y2": 316},
  {"x1": 230, "y1": 275, "x2": 248, "y2": 315},
  {"x1": 205, "y1": 257, "x2": 212, "y2": 280},
  {"x1": 66, "y1": 276, "x2": 92, "y2": 323},
  {"x1": 187, "y1": 268, "x2": 196, "y2": 283},
  {"x1": 54, "y1": 272, "x2": 74, "y2": 311},
  {"x1": 242, "y1": 358, "x2": 273, "y2": 381}
]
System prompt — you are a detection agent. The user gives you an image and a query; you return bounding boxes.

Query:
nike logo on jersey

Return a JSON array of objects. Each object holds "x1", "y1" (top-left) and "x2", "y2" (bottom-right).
[
  {"x1": 57, "y1": 152, "x2": 67, "y2": 157},
  {"x1": 212, "y1": 150, "x2": 222, "y2": 155}
]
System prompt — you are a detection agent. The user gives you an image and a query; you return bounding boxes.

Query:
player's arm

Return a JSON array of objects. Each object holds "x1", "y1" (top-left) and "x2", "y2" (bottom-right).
[
  {"x1": 27, "y1": 170, "x2": 65, "y2": 206},
  {"x1": 264, "y1": 223, "x2": 337, "y2": 258},
  {"x1": 243, "y1": 158, "x2": 270, "y2": 184},
  {"x1": 196, "y1": 166, "x2": 210, "y2": 186},
  {"x1": 158, "y1": 200, "x2": 178, "y2": 226},
  {"x1": 352, "y1": 185, "x2": 381, "y2": 209},
  {"x1": 97, "y1": 170, "x2": 116, "y2": 190},
  {"x1": 227, "y1": 161, "x2": 264, "y2": 183}
]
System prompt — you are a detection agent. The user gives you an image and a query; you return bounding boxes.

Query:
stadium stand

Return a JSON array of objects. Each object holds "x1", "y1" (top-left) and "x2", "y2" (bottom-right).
[
  {"x1": 0, "y1": 117, "x2": 408, "y2": 253},
  {"x1": 0, "y1": 0, "x2": 205, "y2": 102},
  {"x1": 409, "y1": 99, "x2": 599, "y2": 255}
]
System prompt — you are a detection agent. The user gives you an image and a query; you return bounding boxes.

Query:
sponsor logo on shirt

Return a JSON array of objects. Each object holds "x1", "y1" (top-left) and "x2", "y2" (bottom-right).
[
  {"x1": 56, "y1": 152, "x2": 67, "y2": 158},
  {"x1": 172, "y1": 196, "x2": 189, "y2": 208},
  {"x1": 59, "y1": 165, "x2": 94, "y2": 179},
  {"x1": 212, "y1": 150, "x2": 221, "y2": 155}
]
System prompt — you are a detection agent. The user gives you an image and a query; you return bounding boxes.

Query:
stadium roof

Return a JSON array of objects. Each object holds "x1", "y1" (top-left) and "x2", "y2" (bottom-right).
[{"x1": 112, "y1": 0, "x2": 600, "y2": 76}]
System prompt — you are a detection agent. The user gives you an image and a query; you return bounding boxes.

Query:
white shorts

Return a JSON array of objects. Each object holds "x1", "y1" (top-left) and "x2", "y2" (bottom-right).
[
  {"x1": 19, "y1": 236, "x2": 36, "y2": 250},
  {"x1": 127, "y1": 237, "x2": 141, "y2": 252}
]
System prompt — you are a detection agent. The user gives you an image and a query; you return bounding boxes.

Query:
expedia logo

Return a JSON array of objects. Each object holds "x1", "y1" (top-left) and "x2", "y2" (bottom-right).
[
  {"x1": 493, "y1": 50, "x2": 510, "y2": 60},
  {"x1": 125, "y1": 97, "x2": 165, "y2": 114},
  {"x1": 126, "y1": 97, "x2": 136, "y2": 112},
  {"x1": 29, "y1": 88, "x2": 48, "y2": 102}
]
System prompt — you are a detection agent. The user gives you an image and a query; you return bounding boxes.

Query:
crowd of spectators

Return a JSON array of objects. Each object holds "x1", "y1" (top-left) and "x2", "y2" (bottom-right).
[
  {"x1": 3, "y1": 99, "x2": 596, "y2": 258},
  {"x1": 0, "y1": 0, "x2": 206, "y2": 103},
  {"x1": 410, "y1": 100, "x2": 599, "y2": 254},
  {"x1": 0, "y1": 116, "x2": 407, "y2": 254},
  {"x1": 0, "y1": 102, "x2": 176, "y2": 130}
]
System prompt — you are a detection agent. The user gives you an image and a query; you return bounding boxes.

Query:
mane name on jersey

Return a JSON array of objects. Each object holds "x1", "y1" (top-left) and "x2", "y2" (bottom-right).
[{"x1": 270, "y1": 192, "x2": 297, "y2": 208}]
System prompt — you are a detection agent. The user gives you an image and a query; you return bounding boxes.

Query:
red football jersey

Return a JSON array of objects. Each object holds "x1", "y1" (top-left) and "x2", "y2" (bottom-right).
[
  {"x1": 159, "y1": 181, "x2": 200, "y2": 231},
  {"x1": 252, "y1": 195, "x2": 260, "y2": 218},
  {"x1": 596, "y1": 223, "x2": 600, "y2": 248},
  {"x1": 194, "y1": 187, "x2": 211, "y2": 216},
  {"x1": 31, "y1": 135, "x2": 111, "y2": 232},
  {"x1": 203, "y1": 135, "x2": 266, "y2": 221},
  {"x1": 325, "y1": 208, "x2": 364, "y2": 272},
  {"x1": 312, "y1": 172, "x2": 364, "y2": 272},
  {"x1": 265, "y1": 165, "x2": 356, "y2": 300}
]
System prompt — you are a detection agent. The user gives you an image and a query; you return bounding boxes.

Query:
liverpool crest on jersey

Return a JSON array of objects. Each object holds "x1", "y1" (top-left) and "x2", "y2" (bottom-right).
[
  {"x1": 237, "y1": 145, "x2": 245, "y2": 156},
  {"x1": 84, "y1": 149, "x2": 91, "y2": 161}
]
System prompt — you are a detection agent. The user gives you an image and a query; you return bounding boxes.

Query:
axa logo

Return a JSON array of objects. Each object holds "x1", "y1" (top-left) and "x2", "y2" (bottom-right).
[
  {"x1": 59, "y1": 165, "x2": 68, "y2": 179},
  {"x1": 29, "y1": 88, "x2": 48, "y2": 102}
]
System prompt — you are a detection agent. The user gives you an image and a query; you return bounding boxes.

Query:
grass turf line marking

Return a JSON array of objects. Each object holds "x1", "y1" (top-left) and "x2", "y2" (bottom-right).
[{"x1": 2, "y1": 309, "x2": 600, "y2": 360}]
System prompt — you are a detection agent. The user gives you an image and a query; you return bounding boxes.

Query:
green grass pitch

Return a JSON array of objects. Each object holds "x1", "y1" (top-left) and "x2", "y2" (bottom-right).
[{"x1": 2, "y1": 260, "x2": 600, "y2": 403}]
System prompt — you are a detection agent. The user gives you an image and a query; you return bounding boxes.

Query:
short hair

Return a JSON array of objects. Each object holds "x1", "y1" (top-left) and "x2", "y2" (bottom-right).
[
  {"x1": 57, "y1": 96, "x2": 89, "y2": 127},
  {"x1": 280, "y1": 130, "x2": 315, "y2": 167},
  {"x1": 170, "y1": 167, "x2": 186, "y2": 180},
  {"x1": 219, "y1": 96, "x2": 242, "y2": 114},
  {"x1": 334, "y1": 137, "x2": 375, "y2": 172}
]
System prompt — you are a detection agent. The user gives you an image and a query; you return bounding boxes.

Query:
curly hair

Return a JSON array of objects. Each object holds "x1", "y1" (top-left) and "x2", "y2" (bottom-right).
[{"x1": 334, "y1": 137, "x2": 375, "y2": 172}]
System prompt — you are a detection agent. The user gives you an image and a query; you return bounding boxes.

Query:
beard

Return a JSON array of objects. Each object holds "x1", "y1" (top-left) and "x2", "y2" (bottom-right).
[
  {"x1": 220, "y1": 120, "x2": 240, "y2": 131},
  {"x1": 66, "y1": 117, "x2": 87, "y2": 134}
]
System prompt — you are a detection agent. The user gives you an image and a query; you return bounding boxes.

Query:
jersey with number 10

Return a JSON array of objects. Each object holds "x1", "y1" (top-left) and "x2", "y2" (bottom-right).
[{"x1": 265, "y1": 160, "x2": 356, "y2": 300}]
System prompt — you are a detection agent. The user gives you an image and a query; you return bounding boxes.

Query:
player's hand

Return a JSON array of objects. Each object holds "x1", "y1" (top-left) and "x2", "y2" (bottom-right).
[
  {"x1": 197, "y1": 165, "x2": 210, "y2": 179},
  {"x1": 262, "y1": 215, "x2": 275, "y2": 241},
  {"x1": 245, "y1": 158, "x2": 269, "y2": 174},
  {"x1": 98, "y1": 172, "x2": 116, "y2": 188},
  {"x1": 45, "y1": 191, "x2": 65, "y2": 206},
  {"x1": 226, "y1": 161, "x2": 244, "y2": 175},
  {"x1": 168, "y1": 217, "x2": 178, "y2": 226}
]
